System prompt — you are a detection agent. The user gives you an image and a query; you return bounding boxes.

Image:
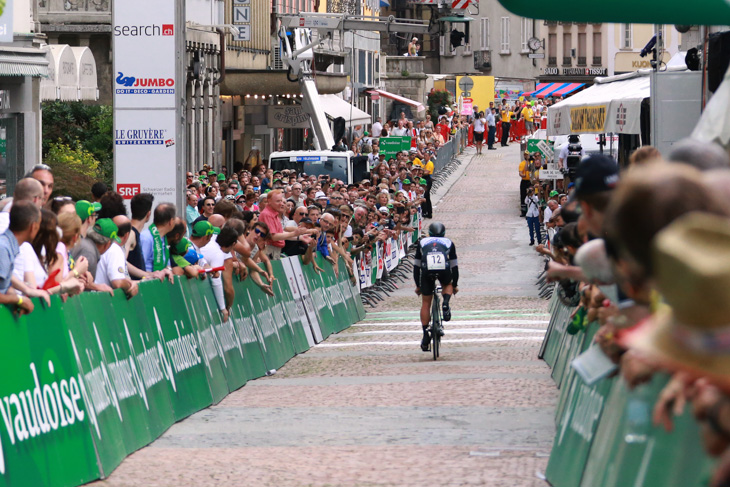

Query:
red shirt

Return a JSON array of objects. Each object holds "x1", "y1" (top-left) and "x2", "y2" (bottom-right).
[
  {"x1": 259, "y1": 206, "x2": 285, "y2": 248},
  {"x1": 437, "y1": 123, "x2": 450, "y2": 141}
]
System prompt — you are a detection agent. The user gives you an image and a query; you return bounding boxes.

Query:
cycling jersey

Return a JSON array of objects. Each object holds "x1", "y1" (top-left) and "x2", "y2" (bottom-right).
[{"x1": 413, "y1": 237, "x2": 459, "y2": 295}]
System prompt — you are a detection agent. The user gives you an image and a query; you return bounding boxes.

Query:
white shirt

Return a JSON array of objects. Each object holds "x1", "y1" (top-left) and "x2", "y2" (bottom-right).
[
  {"x1": 200, "y1": 234, "x2": 232, "y2": 269},
  {"x1": 525, "y1": 195, "x2": 540, "y2": 218},
  {"x1": 544, "y1": 206, "x2": 554, "y2": 224},
  {"x1": 391, "y1": 127, "x2": 408, "y2": 136},
  {"x1": 558, "y1": 143, "x2": 586, "y2": 162},
  {"x1": 95, "y1": 242, "x2": 129, "y2": 287},
  {"x1": 368, "y1": 152, "x2": 380, "y2": 169},
  {"x1": 14, "y1": 242, "x2": 47, "y2": 288},
  {"x1": 473, "y1": 117, "x2": 485, "y2": 132},
  {"x1": 371, "y1": 122, "x2": 383, "y2": 137}
]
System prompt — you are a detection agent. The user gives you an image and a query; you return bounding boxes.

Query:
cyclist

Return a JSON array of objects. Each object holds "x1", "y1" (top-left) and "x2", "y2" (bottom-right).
[{"x1": 414, "y1": 222, "x2": 459, "y2": 352}]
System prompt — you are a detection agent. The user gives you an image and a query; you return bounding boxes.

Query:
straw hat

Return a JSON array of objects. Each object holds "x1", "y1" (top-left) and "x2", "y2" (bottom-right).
[{"x1": 622, "y1": 212, "x2": 730, "y2": 387}]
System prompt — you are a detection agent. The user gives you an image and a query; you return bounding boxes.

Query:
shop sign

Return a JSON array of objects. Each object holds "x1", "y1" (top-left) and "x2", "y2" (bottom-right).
[
  {"x1": 570, "y1": 105, "x2": 606, "y2": 133},
  {"x1": 544, "y1": 67, "x2": 607, "y2": 76},
  {"x1": 267, "y1": 105, "x2": 310, "y2": 129}
]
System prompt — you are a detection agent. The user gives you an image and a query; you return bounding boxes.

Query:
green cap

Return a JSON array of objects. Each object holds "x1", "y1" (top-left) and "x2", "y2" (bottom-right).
[
  {"x1": 208, "y1": 171, "x2": 216, "y2": 177},
  {"x1": 173, "y1": 237, "x2": 191, "y2": 255},
  {"x1": 549, "y1": 190, "x2": 559, "y2": 197},
  {"x1": 192, "y1": 220, "x2": 220, "y2": 237},
  {"x1": 419, "y1": 178, "x2": 427, "y2": 185},
  {"x1": 402, "y1": 179, "x2": 411, "y2": 185},
  {"x1": 93, "y1": 218, "x2": 120, "y2": 243},
  {"x1": 75, "y1": 200, "x2": 101, "y2": 222},
  {"x1": 387, "y1": 203, "x2": 394, "y2": 209},
  {"x1": 217, "y1": 174, "x2": 226, "y2": 181}
]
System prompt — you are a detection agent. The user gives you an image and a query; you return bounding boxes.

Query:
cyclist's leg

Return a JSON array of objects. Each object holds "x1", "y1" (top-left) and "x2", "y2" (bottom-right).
[
  {"x1": 420, "y1": 274, "x2": 435, "y2": 351},
  {"x1": 439, "y1": 271, "x2": 454, "y2": 322}
]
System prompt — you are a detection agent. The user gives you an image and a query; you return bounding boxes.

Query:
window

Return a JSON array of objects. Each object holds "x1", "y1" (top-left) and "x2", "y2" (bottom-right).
[
  {"x1": 563, "y1": 32, "x2": 572, "y2": 65},
  {"x1": 622, "y1": 24, "x2": 632, "y2": 49},
  {"x1": 480, "y1": 18, "x2": 490, "y2": 50},
  {"x1": 439, "y1": 35, "x2": 445, "y2": 56},
  {"x1": 463, "y1": 28, "x2": 472, "y2": 55},
  {"x1": 593, "y1": 31, "x2": 602, "y2": 64},
  {"x1": 500, "y1": 17, "x2": 510, "y2": 54},
  {"x1": 548, "y1": 33, "x2": 557, "y2": 65},
  {"x1": 520, "y1": 18, "x2": 533, "y2": 53},
  {"x1": 577, "y1": 32, "x2": 586, "y2": 65}
]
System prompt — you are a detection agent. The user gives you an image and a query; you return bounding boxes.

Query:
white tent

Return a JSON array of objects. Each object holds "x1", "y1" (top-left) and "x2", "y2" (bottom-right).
[
  {"x1": 547, "y1": 72, "x2": 650, "y2": 136},
  {"x1": 692, "y1": 65, "x2": 730, "y2": 147},
  {"x1": 318, "y1": 94, "x2": 372, "y2": 127}
]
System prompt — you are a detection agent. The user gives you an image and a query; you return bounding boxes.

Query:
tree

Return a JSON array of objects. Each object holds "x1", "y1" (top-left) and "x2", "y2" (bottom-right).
[
  {"x1": 427, "y1": 89, "x2": 452, "y2": 121},
  {"x1": 41, "y1": 101, "x2": 113, "y2": 195}
]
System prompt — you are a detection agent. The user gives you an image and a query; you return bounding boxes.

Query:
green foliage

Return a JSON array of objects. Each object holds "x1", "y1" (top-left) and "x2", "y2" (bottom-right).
[
  {"x1": 41, "y1": 101, "x2": 113, "y2": 194},
  {"x1": 427, "y1": 89, "x2": 452, "y2": 121},
  {"x1": 44, "y1": 142, "x2": 100, "y2": 201},
  {"x1": 0, "y1": 0, "x2": 5, "y2": 17},
  {"x1": 401, "y1": 69, "x2": 410, "y2": 77}
]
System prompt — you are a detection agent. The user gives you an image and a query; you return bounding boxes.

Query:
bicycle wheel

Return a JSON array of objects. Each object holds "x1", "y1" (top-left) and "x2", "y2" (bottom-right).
[{"x1": 432, "y1": 294, "x2": 441, "y2": 360}]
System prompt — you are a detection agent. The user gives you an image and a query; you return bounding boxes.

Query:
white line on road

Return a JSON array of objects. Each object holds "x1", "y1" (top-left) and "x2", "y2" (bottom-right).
[
  {"x1": 355, "y1": 320, "x2": 549, "y2": 327},
  {"x1": 351, "y1": 328, "x2": 546, "y2": 336},
  {"x1": 316, "y1": 337, "x2": 544, "y2": 348}
]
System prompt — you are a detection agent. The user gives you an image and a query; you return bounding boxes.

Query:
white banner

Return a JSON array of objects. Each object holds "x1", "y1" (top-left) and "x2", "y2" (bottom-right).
[
  {"x1": 113, "y1": 2, "x2": 177, "y2": 109},
  {"x1": 114, "y1": 110, "x2": 177, "y2": 201},
  {"x1": 113, "y1": 0, "x2": 180, "y2": 208}
]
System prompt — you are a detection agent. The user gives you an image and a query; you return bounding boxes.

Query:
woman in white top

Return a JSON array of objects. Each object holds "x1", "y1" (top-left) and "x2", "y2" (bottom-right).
[
  {"x1": 14, "y1": 209, "x2": 84, "y2": 296},
  {"x1": 472, "y1": 112, "x2": 486, "y2": 155}
]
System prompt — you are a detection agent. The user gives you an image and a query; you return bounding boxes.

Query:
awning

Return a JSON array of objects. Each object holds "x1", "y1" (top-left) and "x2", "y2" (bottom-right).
[
  {"x1": 525, "y1": 82, "x2": 550, "y2": 96},
  {"x1": 0, "y1": 46, "x2": 49, "y2": 78},
  {"x1": 41, "y1": 44, "x2": 77, "y2": 101},
  {"x1": 497, "y1": 0, "x2": 730, "y2": 26},
  {"x1": 547, "y1": 74, "x2": 650, "y2": 136},
  {"x1": 70, "y1": 47, "x2": 99, "y2": 101},
  {"x1": 537, "y1": 83, "x2": 570, "y2": 99},
  {"x1": 369, "y1": 89, "x2": 426, "y2": 112},
  {"x1": 551, "y1": 82, "x2": 585, "y2": 98},
  {"x1": 318, "y1": 94, "x2": 372, "y2": 126}
]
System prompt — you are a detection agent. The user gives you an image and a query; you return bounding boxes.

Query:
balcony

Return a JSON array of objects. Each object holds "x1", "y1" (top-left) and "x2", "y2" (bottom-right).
[
  {"x1": 562, "y1": 56, "x2": 572, "y2": 66},
  {"x1": 577, "y1": 56, "x2": 586, "y2": 66},
  {"x1": 548, "y1": 56, "x2": 557, "y2": 66},
  {"x1": 544, "y1": 20, "x2": 557, "y2": 26},
  {"x1": 36, "y1": 0, "x2": 111, "y2": 24},
  {"x1": 592, "y1": 56, "x2": 602, "y2": 65}
]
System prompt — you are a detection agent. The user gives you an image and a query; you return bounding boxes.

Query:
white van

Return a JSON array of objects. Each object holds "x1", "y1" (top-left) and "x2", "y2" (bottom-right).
[{"x1": 268, "y1": 150, "x2": 370, "y2": 184}]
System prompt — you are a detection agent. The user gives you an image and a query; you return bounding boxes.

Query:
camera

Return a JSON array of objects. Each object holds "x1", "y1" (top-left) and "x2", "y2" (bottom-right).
[{"x1": 565, "y1": 135, "x2": 582, "y2": 178}]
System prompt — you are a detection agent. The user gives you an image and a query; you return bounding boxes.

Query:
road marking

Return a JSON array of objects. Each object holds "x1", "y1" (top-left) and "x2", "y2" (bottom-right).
[
  {"x1": 367, "y1": 310, "x2": 549, "y2": 316},
  {"x1": 355, "y1": 320, "x2": 549, "y2": 327},
  {"x1": 350, "y1": 328, "x2": 545, "y2": 336},
  {"x1": 316, "y1": 337, "x2": 544, "y2": 348}
]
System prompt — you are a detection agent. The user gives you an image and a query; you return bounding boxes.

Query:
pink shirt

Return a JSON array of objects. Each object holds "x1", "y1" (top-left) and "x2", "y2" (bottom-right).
[{"x1": 259, "y1": 206, "x2": 285, "y2": 248}]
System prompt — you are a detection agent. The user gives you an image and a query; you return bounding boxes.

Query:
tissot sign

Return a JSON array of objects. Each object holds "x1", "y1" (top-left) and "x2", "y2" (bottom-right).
[
  {"x1": 543, "y1": 67, "x2": 607, "y2": 76},
  {"x1": 113, "y1": 0, "x2": 180, "y2": 208}
]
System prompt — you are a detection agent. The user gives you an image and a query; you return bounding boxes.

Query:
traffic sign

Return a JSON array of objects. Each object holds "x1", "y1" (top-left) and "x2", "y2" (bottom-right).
[
  {"x1": 458, "y1": 76, "x2": 473, "y2": 92},
  {"x1": 528, "y1": 53, "x2": 545, "y2": 59}
]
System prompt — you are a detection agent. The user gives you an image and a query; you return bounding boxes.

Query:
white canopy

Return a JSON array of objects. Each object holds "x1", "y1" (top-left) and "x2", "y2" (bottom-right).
[
  {"x1": 692, "y1": 65, "x2": 730, "y2": 147},
  {"x1": 41, "y1": 44, "x2": 78, "y2": 101},
  {"x1": 548, "y1": 73, "x2": 650, "y2": 136},
  {"x1": 318, "y1": 94, "x2": 372, "y2": 127},
  {"x1": 70, "y1": 47, "x2": 99, "y2": 101}
]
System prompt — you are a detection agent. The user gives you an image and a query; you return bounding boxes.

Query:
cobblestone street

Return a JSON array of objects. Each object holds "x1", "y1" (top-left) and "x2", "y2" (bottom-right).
[{"x1": 93, "y1": 143, "x2": 556, "y2": 487}]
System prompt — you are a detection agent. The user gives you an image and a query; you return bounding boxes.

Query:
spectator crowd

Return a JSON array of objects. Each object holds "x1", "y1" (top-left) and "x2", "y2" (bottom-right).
[
  {"x1": 534, "y1": 138, "x2": 730, "y2": 486},
  {"x1": 0, "y1": 119, "x2": 454, "y2": 321}
]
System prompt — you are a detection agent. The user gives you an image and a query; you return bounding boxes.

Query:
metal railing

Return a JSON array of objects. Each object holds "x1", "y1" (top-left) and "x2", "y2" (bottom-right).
[{"x1": 36, "y1": 0, "x2": 110, "y2": 22}]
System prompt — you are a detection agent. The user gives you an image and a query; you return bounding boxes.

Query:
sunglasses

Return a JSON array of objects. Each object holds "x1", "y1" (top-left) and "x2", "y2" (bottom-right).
[
  {"x1": 254, "y1": 228, "x2": 268, "y2": 238},
  {"x1": 296, "y1": 211, "x2": 307, "y2": 215}
]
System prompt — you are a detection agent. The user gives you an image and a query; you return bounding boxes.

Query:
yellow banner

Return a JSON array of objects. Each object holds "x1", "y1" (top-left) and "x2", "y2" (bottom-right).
[{"x1": 570, "y1": 105, "x2": 607, "y2": 133}]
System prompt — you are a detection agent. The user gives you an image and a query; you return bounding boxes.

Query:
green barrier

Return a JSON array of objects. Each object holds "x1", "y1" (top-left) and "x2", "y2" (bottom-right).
[
  {"x1": 542, "y1": 303, "x2": 572, "y2": 369},
  {"x1": 0, "y1": 254, "x2": 363, "y2": 486},
  {"x1": 281, "y1": 257, "x2": 324, "y2": 343},
  {"x1": 580, "y1": 375, "x2": 716, "y2": 487},
  {"x1": 0, "y1": 297, "x2": 100, "y2": 487}
]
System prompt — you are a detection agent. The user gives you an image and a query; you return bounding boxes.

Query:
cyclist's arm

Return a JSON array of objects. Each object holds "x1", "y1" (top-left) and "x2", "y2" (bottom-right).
[
  {"x1": 413, "y1": 244, "x2": 422, "y2": 287},
  {"x1": 449, "y1": 244, "x2": 459, "y2": 287}
]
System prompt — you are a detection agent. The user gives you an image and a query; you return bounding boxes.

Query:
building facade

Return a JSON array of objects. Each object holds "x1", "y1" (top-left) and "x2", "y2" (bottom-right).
[{"x1": 538, "y1": 23, "x2": 681, "y2": 86}]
